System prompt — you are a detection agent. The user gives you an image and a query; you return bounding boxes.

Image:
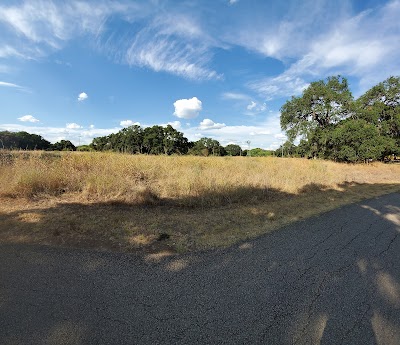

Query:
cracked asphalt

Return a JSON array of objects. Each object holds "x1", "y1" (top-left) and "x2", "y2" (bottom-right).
[{"x1": 1, "y1": 193, "x2": 400, "y2": 344}]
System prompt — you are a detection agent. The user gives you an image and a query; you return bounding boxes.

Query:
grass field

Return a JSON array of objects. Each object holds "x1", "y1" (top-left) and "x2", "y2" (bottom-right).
[{"x1": 1, "y1": 151, "x2": 400, "y2": 253}]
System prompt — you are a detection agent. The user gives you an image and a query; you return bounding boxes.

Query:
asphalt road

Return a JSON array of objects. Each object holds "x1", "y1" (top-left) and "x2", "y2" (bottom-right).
[{"x1": 1, "y1": 193, "x2": 400, "y2": 345}]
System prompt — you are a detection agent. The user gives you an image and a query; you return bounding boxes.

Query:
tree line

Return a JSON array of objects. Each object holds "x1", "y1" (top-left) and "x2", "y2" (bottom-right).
[
  {"x1": 0, "y1": 131, "x2": 77, "y2": 151},
  {"x1": 279, "y1": 76, "x2": 400, "y2": 162},
  {"x1": 89, "y1": 124, "x2": 270, "y2": 156},
  {"x1": 0, "y1": 126, "x2": 264, "y2": 156},
  {"x1": 2, "y1": 75, "x2": 398, "y2": 162}
]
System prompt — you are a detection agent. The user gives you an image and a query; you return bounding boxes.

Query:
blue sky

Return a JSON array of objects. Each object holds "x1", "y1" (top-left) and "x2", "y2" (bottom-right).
[{"x1": 1, "y1": 0, "x2": 399, "y2": 149}]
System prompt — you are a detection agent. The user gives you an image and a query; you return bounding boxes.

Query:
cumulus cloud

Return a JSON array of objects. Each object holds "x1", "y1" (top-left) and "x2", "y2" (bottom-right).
[
  {"x1": 77, "y1": 92, "x2": 88, "y2": 101},
  {"x1": 167, "y1": 121, "x2": 181, "y2": 129},
  {"x1": 66, "y1": 123, "x2": 82, "y2": 129},
  {"x1": 18, "y1": 115, "x2": 39, "y2": 122},
  {"x1": 229, "y1": 0, "x2": 239, "y2": 4},
  {"x1": 199, "y1": 119, "x2": 226, "y2": 130},
  {"x1": 120, "y1": 120, "x2": 140, "y2": 127},
  {"x1": 173, "y1": 97, "x2": 202, "y2": 119}
]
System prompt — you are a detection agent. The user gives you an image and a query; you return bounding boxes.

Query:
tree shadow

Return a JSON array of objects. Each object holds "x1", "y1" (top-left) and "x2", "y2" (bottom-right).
[
  {"x1": 0, "y1": 186, "x2": 400, "y2": 343},
  {"x1": 0, "y1": 181, "x2": 398, "y2": 253}
]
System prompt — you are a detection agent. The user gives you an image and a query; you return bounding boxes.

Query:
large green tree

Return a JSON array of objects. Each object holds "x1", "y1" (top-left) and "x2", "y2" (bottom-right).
[
  {"x1": 356, "y1": 76, "x2": 400, "y2": 149},
  {"x1": 280, "y1": 75, "x2": 400, "y2": 162},
  {"x1": 280, "y1": 76, "x2": 353, "y2": 141}
]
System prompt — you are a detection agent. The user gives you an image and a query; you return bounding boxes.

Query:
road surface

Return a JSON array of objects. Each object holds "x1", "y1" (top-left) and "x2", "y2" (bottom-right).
[{"x1": 1, "y1": 193, "x2": 400, "y2": 344}]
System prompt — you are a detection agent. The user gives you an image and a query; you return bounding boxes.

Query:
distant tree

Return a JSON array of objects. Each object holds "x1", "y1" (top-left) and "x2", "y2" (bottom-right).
[
  {"x1": 119, "y1": 125, "x2": 144, "y2": 153},
  {"x1": 162, "y1": 125, "x2": 190, "y2": 155},
  {"x1": 0, "y1": 131, "x2": 51, "y2": 150},
  {"x1": 275, "y1": 141, "x2": 297, "y2": 157},
  {"x1": 142, "y1": 125, "x2": 166, "y2": 154},
  {"x1": 76, "y1": 145, "x2": 94, "y2": 152},
  {"x1": 189, "y1": 137, "x2": 225, "y2": 156},
  {"x1": 90, "y1": 135, "x2": 109, "y2": 151},
  {"x1": 249, "y1": 148, "x2": 273, "y2": 157},
  {"x1": 90, "y1": 124, "x2": 189, "y2": 155},
  {"x1": 52, "y1": 140, "x2": 76, "y2": 151},
  {"x1": 224, "y1": 144, "x2": 242, "y2": 156}
]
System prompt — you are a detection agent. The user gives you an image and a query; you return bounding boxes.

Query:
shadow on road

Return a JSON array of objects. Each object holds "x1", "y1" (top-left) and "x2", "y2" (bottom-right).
[{"x1": 0, "y1": 193, "x2": 399, "y2": 344}]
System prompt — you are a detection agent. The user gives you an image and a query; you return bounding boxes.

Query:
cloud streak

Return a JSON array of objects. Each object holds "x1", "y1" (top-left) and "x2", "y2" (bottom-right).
[{"x1": 0, "y1": 81, "x2": 23, "y2": 88}]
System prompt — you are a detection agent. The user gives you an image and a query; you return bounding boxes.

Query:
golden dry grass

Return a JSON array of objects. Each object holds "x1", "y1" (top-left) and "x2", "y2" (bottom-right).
[{"x1": 1, "y1": 151, "x2": 400, "y2": 253}]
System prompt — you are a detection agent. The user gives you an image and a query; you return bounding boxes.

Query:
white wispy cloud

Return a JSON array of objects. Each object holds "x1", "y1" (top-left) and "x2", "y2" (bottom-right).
[
  {"x1": 123, "y1": 13, "x2": 220, "y2": 80},
  {"x1": 0, "y1": 1, "x2": 139, "y2": 50},
  {"x1": 120, "y1": 120, "x2": 140, "y2": 127},
  {"x1": 247, "y1": 101, "x2": 267, "y2": 113},
  {"x1": 248, "y1": 74, "x2": 309, "y2": 99},
  {"x1": 66, "y1": 123, "x2": 82, "y2": 129},
  {"x1": 0, "y1": 45, "x2": 27, "y2": 58},
  {"x1": 0, "y1": 80, "x2": 29, "y2": 92},
  {"x1": 18, "y1": 115, "x2": 39, "y2": 123},
  {"x1": 0, "y1": 81, "x2": 23, "y2": 88},
  {"x1": 222, "y1": 92, "x2": 250, "y2": 101},
  {"x1": 77, "y1": 92, "x2": 88, "y2": 102},
  {"x1": 173, "y1": 97, "x2": 202, "y2": 119},
  {"x1": 245, "y1": 0, "x2": 400, "y2": 98},
  {"x1": 199, "y1": 119, "x2": 226, "y2": 130},
  {"x1": 247, "y1": 101, "x2": 257, "y2": 110},
  {"x1": 0, "y1": 1, "x2": 221, "y2": 81}
]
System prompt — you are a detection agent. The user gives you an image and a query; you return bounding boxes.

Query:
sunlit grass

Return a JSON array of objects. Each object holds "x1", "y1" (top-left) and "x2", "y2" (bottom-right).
[{"x1": 1, "y1": 151, "x2": 399, "y2": 205}]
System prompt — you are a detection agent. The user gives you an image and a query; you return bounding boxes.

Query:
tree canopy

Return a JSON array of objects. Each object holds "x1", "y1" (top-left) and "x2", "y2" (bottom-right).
[
  {"x1": 280, "y1": 75, "x2": 400, "y2": 162},
  {"x1": 52, "y1": 140, "x2": 76, "y2": 151},
  {"x1": 0, "y1": 131, "x2": 51, "y2": 150},
  {"x1": 281, "y1": 76, "x2": 353, "y2": 141},
  {"x1": 90, "y1": 124, "x2": 190, "y2": 155}
]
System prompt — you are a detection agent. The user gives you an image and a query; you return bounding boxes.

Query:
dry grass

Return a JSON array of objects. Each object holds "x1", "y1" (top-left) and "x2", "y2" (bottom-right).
[{"x1": 1, "y1": 151, "x2": 400, "y2": 253}]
